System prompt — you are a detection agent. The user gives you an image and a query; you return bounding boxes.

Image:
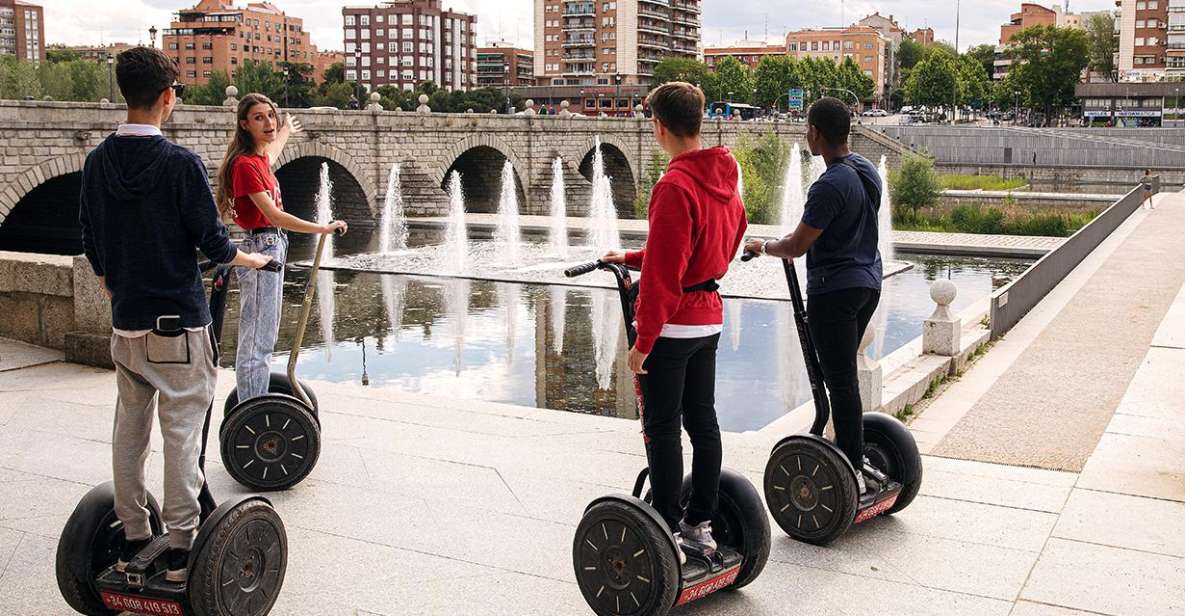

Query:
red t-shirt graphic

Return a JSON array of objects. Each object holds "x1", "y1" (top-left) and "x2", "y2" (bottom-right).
[{"x1": 231, "y1": 153, "x2": 283, "y2": 230}]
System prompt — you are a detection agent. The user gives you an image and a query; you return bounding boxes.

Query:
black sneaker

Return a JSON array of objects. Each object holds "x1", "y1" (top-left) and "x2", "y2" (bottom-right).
[
  {"x1": 115, "y1": 536, "x2": 153, "y2": 573},
  {"x1": 164, "y1": 548, "x2": 189, "y2": 584}
]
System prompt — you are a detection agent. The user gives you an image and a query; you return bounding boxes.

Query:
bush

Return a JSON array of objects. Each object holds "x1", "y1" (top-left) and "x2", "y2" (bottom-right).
[
  {"x1": 633, "y1": 150, "x2": 669, "y2": 219},
  {"x1": 889, "y1": 154, "x2": 943, "y2": 221},
  {"x1": 939, "y1": 174, "x2": 1027, "y2": 191},
  {"x1": 893, "y1": 203, "x2": 1099, "y2": 237},
  {"x1": 949, "y1": 205, "x2": 1005, "y2": 234},
  {"x1": 732, "y1": 131, "x2": 789, "y2": 225}
]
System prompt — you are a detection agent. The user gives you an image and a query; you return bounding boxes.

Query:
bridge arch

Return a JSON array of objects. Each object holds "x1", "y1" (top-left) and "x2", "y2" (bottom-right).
[
  {"x1": 437, "y1": 134, "x2": 527, "y2": 214},
  {"x1": 274, "y1": 150, "x2": 375, "y2": 256},
  {"x1": 578, "y1": 137, "x2": 638, "y2": 219},
  {"x1": 0, "y1": 155, "x2": 86, "y2": 254}
]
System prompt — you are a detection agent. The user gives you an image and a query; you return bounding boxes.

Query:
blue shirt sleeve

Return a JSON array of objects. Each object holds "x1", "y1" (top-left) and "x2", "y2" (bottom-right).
[{"x1": 801, "y1": 180, "x2": 841, "y2": 231}]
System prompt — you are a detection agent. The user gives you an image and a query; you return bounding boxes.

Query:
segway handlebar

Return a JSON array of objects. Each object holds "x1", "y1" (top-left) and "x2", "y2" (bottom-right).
[
  {"x1": 564, "y1": 260, "x2": 603, "y2": 278},
  {"x1": 740, "y1": 251, "x2": 759, "y2": 262},
  {"x1": 198, "y1": 259, "x2": 283, "y2": 273}
]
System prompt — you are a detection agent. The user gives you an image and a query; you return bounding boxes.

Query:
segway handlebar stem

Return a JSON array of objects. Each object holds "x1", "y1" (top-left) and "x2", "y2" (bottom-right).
[{"x1": 286, "y1": 232, "x2": 333, "y2": 409}]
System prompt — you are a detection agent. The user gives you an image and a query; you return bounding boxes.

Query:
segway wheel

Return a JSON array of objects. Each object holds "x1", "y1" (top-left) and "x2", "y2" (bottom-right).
[
  {"x1": 680, "y1": 469, "x2": 770, "y2": 590},
  {"x1": 863, "y1": 413, "x2": 923, "y2": 515},
  {"x1": 764, "y1": 438, "x2": 858, "y2": 545},
  {"x1": 219, "y1": 395, "x2": 320, "y2": 491},
  {"x1": 573, "y1": 500, "x2": 680, "y2": 616},
  {"x1": 224, "y1": 373, "x2": 320, "y2": 418},
  {"x1": 55, "y1": 482, "x2": 164, "y2": 615},
  {"x1": 189, "y1": 499, "x2": 287, "y2": 616}
]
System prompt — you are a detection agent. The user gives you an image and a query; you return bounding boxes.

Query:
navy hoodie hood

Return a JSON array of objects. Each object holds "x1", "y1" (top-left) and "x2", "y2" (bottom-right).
[{"x1": 96, "y1": 135, "x2": 175, "y2": 202}]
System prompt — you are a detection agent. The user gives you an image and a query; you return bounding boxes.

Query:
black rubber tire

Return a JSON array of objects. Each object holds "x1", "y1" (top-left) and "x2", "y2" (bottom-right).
[
  {"x1": 763, "y1": 438, "x2": 858, "y2": 545},
  {"x1": 219, "y1": 395, "x2": 320, "y2": 491},
  {"x1": 55, "y1": 482, "x2": 164, "y2": 616},
  {"x1": 224, "y1": 373, "x2": 319, "y2": 418},
  {"x1": 189, "y1": 499, "x2": 287, "y2": 616},
  {"x1": 573, "y1": 500, "x2": 679, "y2": 616},
  {"x1": 863, "y1": 412, "x2": 924, "y2": 515},
  {"x1": 678, "y1": 469, "x2": 770, "y2": 590}
]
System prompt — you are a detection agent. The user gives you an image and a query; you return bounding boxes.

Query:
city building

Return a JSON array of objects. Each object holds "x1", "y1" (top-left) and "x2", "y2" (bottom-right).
[
  {"x1": 857, "y1": 12, "x2": 905, "y2": 105},
  {"x1": 48, "y1": 42, "x2": 134, "y2": 62},
  {"x1": 908, "y1": 27, "x2": 935, "y2": 46},
  {"x1": 1170, "y1": 0, "x2": 1185, "y2": 75},
  {"x1": 702, "y1": 41, "x2": 785, "y2": 70},
  {"x1": 341, "y1": 0, "x2": 478, "y2": 92},
  {"x1": 1112, "y1": 0, "x2": 1168, "y2": 80},
  {"x1": 0, "y1": 0, "x2": 44, "y2": 63},
  {"x1": 785, "y1": 26, "x2": 888, "y2": 101},
  {"x1": 162, "y1": 0, "x2": 321, "y2": 85},
  {"x1": 1077, "y1": 80, "x2": 1185, "y2": 126},
  {"x1": 994, "y1": 2, "x2": 1058, "y2": 80},
  {"x1": 477, "y1": 41, "x2": 534, "y2": 87},
  {"x1": 309, "y1": 49, "x2": 345, "y2": 82},
  {"x1": 533, "y1": 0, "x2": 702, "y2": 87}
]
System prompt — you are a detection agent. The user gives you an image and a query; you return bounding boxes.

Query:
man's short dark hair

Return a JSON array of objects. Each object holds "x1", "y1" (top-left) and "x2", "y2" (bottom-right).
[
  {"x1": 646, "y1": 82, "x2": 705, "y2": 138},
  {"x1": 116, "y1": 47, "x2": 179, "y2": 109},
  {"x1": 807, "y1": 97, "x2": 851, "y2": 147}
]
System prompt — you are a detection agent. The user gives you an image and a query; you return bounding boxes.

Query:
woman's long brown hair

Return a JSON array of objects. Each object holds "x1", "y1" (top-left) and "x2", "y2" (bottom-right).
[{"x1": 215, "y1": 93, "x2": 279, "y2": 219}]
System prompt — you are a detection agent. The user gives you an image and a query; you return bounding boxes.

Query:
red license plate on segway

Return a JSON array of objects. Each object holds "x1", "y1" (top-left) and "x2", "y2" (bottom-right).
[
  {"x1": 674, "y1": 566, "x2": 740, "y2": 606},
  {"x1": 100, "y1": 591, "x2": 185, "y2": 615}
]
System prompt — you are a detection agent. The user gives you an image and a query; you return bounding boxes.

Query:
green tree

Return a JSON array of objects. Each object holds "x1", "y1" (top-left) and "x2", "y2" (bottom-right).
[
  {"x1": 275, "y1": 61, "x2": 314, "y2": 107},
  {"x1": 0, "y1": 56, "x2": 43, "y2": 99},
  {"x1": 709, "y1": 56, "x2": 754, "y2": 104},
  {"x1": 633, "y1": 150, "x2": 669, "y2": 218},
  {"x1": 652, "y1": 57, "x2": 711, "y2": 87},
  {"x1": 837, "y1": 56, "x2": 874, "y2": 102},
  {"x1": 795, "y1": 56, "x2": 840, "y2": 104},
  {"x1": 1085, "y1": 12, "x2": 1117, "y2": 82},
  {"x1": 315, "y1": 81, "x2": 355, "y2": 109},
  {"x1": 956, "y1": 54, "x2": 990, "y2": 108},
  {"x1": 889, "y1": 153, "x2": 943, "y2": 221},
  {"x1": 184, "y1": 70, "x2": 231, "y2": 106},
  {"x1": 904, "y1": 52, "x2": 957, "y2": 107},
  {"x1": 732, "y1": 131, "x2": 789, "y2": 224},
  {"x1": 1007, "y1": 25, "x2": 1089, "y2": 121},
  {"x1": 46, "y1": 48, "x2": 81, "y2": 63},
  {"x1": 965, "y1": 44, "x2": 997, "y2": 81},
  {"x1": 753, "y1": 55, "x2": 799, "y2": 110},
  {"x1": 233, "y1": 59, "x2": 284, "y2": 102}
]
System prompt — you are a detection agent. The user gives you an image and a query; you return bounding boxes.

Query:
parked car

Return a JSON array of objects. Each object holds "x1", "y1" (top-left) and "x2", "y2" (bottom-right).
[{"x1": 861, "y1": 108, "x2": 889, "y2": 117}]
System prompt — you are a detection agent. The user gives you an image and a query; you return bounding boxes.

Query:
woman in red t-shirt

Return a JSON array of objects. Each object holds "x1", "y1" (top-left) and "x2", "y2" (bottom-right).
[{"x1": 214, "y1": 93, "x2": 348, "y2": 402}]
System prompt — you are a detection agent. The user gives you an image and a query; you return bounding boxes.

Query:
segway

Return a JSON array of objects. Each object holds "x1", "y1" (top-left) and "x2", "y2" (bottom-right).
[
  {"x1": 56, "y1": 260, "x2": 288, "y2": 616},
  {"x1": 218, "y1": 232, "x2": 338, "y2": 491},
  {"x1": 744, "y1": 252, "x2": 922, "y2": 545},
  {"x1": 564, "y1": 260, "x2": 770, "y2": 616}
]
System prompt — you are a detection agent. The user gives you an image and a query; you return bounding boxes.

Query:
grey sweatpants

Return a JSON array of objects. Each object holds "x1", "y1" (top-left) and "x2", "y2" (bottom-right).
[
  {"x1": 235, "y1": 230, "x2": 288, "y2": 401},
  {"x1": 111, "y1": 328, "x2": 217, "y2": 550}
]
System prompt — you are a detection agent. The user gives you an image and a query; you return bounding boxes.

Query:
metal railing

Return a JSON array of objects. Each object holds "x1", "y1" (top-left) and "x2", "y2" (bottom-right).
[{"x1": 989, "y1": 177, "x2": 1157, "y2": 339}]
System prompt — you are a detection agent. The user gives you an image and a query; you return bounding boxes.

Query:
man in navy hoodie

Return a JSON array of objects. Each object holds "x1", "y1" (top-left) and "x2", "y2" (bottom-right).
[
  {"x1": 79, "y1": 47, "x2": 272, "y2": 584},
  {"x1": 602, "y1": 82, "x2": 747, "y2": 559}
]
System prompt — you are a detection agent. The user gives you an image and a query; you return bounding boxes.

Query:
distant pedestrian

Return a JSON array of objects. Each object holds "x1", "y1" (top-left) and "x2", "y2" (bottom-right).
[{"x1": 1142, "y1": 169, "x2": 1155, "y2": 210}]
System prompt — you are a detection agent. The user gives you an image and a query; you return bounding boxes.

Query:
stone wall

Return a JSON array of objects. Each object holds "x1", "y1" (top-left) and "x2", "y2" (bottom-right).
[
  {"x1": 0, "y1": 251, "x2": 75, "y2": 349},
  {"x1": 934, "y1": 162, "x2": 1182, "y2": 193},
  {"x1": 0, "y1": 100, "x2": 910, "y2": 228}
]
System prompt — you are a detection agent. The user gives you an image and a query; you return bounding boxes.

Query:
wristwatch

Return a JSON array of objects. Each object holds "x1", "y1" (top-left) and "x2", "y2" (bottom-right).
[{"x1": 761, "y1": 239, "x2": 773, "y2": 255}]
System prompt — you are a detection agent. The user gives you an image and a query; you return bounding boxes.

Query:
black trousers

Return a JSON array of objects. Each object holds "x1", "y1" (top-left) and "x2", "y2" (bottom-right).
[
  {"x1": 806, "y1": 287, "x2": 881, "y2": 468},
  {"x1": 637, "y1": 334, "x2": 723, "y2": 531}
]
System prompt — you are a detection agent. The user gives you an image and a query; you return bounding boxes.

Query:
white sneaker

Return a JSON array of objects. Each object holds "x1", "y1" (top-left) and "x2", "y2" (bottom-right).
[{"x1": 678, "y1": 519, "x2": 717, "y2": 552}]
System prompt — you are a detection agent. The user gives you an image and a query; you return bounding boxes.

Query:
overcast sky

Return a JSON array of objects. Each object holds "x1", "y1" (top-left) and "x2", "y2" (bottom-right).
[{"x1": 41, "y1": 0, "x2": 1118, "y2": 53}]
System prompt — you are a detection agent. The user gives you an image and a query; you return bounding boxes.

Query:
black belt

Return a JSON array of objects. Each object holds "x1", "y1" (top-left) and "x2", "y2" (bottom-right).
[
  {"x1": 683, "y1": 280, "x2": 720, "y2": 293},
  {"x1": 247, "y1": 227, "x2": 281, "y2": 235}
]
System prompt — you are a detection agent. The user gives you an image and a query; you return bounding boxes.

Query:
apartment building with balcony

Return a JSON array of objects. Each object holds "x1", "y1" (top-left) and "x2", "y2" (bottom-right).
[
  {"x1": 0, "y1": 0, "x2": 44, "y2": 63},
  {"x1": 785, "y1": 25, "x2": 888, "y2": 100},
  {"x1": 477, "y1": 41, "x2": 534, "y2": 87},
  {"x1": 534, "y1": 0, "x2": 702, "y2": 87},
  {"x1": 1117, "y1": 0, "x2": 1168, "y2": 80}
]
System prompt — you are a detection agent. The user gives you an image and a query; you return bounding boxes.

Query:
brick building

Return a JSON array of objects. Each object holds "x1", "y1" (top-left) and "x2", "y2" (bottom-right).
[
  {"x1": 1118, "y1": 0, "x2": 1168, "y2": 79},
  {"x1": 785, "y1": 26, "x2": 888, "y2": 100},
  {"x1": 534, "y1": 0, "x2": 701, "y2": 87},
  {"x1": 341, "y1": 0, "x2": 477, "y2": 93},
  {"x1": 162, "y1": 0, "x2": 321, "y2": 85},
  {"x1": 0, "y1": 0, "x2": 44, "y2": 63},
  {"x1": 702, "y1": 42, "x2": 786, "y2": 70},
  {"x1": 477, "y1": 41, "x2": 533, "y2": 87},
  {"x1": 49, "y1": 43, "x2": 134, "y2": 62},
  {"x1": 909, "y1": 28, "x2": 935, "y2": 46}
]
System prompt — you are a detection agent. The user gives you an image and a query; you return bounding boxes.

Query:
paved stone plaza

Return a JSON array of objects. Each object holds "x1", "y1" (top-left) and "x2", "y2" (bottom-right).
[{"x1": 0, "y1": 200, "x2": 1182, "y2": 615}]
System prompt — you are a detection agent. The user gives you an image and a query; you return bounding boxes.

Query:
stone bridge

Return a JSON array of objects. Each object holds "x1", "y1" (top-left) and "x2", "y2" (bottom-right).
[{"x1": 0, "y1": 100, "x2": 909, "y2": 254}]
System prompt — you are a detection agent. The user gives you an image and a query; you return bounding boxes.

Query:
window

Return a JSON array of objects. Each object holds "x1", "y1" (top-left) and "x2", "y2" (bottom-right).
[
  {"x1": 361, "y1": 28, "x2": 370, "y2": 39},
  {"x1": 168, "y1": 43, "x2": 178, "y2": 50},
  {"x1": 346, "y1": 69, "x2": 356, "y2": 80},
  {"x1": 376, "y1": 15, "x2": 384, "y2": 23},
  {"x1": 402, "y1": 14, "x2": 413, "y2": 25},
  {"x1": 203, "y1": 70, "x2": 212, "y2": 77},
  {"x1": 346, "y1": 29, "x2": 355, "y2": 39},
  {"x1": 403, "y1": 41, "x2": 413, "y2": 52},
  {"x1": 202, "y1": 56, "x2": 213, "y2": 64},
  {"x1": 186, "y1": 70, "x2": 196, "y2": 78},
  {"x1": 185, "y1": 42, "x2": 195, "y2": 50},
  {"x1": 811, "y1": 41, "x2": 818, "y2": 51},
  {"x1": 403, "y1": 28, "x2": 413, "y2": 39},
  {"x1": 346, "y1": 41, "x2": 356, "y2": 52},
  {"x1": 360, "y1": 15, "x2": 370, "y2": 26},
  {"x1": 377, "y1": 69, "x2": 385, "y2": 77},
  {"x1": 377, "y1": 42, "x2": 385, "y2": 50},
  {"x1": 362, "y1": 42, "x2": 371, "y2": 52},
  {"x1": 376, "y1": 28, "x2": 384, "y2": 37},
  {"x1": 822, "y1": 41, "x2": 829, "y2": 51},
  {"x1": 1137, "y1": 37, "x2": 1145, "y2": 46},
  {"x1": 362, "y1": 69, "x2": 371, "y2": 80},
  {"x1": 844, "y1": 41, "x2": 854, "y2": 49},
  {"x1": 186, "y1": 56, "x2": 196, "y2": 64},
  {"x1": 864, "y1": 55, "x2": 874, "y2": 63},
  {"x1": 1137, "y1": 20, "x2": 1146, "y2": 28},
  {"x1": 345, "y1": 15, "x2": 355, "y2": 26},
  {"x1": 346, "y1": 56, "x2": 356, "y2": 66}
]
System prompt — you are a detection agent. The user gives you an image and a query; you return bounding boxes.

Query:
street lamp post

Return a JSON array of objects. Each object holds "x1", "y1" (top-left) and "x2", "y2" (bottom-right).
[
  {"x1": 354, "y1": 48, "x2": 362, "y2": 106},
  {"x1": 282, "y1": 66, "x2": 289, "y2": 108},
  {"x1": 1014, "y1": 90, "x2": 1020, "y2": 126},
  {"x1": 107, "y1": 56, "x2": 114, "y2": 102},
  {"x1": 614, "y1": 73, "x2": 622, "y2": 117},
  {"x1": 503, "y1": 64, "x2": 510, "y2": 113},
  {"x1": 149, "y1": 26, "x2": 157, "y2": 49}
]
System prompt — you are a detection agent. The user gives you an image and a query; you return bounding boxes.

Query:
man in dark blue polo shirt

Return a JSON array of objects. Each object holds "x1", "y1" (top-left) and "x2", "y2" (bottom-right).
[{"x1": 745, "y1": 96, "x2": 883, "y2": 495}]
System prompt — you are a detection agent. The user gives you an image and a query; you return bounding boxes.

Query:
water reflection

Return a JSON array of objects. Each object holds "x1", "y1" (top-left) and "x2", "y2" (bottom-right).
[{"x1": 216, "y1": 253, "x2": 1030, "y2": 432}]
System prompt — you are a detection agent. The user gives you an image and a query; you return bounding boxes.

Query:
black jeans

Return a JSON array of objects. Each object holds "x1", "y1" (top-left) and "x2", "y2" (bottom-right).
[
  {"x1": 807, "y1": 287, "x2": 881, "y2": 468},
  {"x1": 637, "y1": 334, "x2": 723, "y2": 532}
]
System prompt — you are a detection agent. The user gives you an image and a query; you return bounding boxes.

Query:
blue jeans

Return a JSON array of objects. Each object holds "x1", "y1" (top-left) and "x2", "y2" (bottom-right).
[{"x1": 235, "y1": 230, "x2": 288, "y2": 401}]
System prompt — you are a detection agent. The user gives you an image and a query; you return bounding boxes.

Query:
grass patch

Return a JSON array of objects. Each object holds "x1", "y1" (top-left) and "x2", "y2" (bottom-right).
[
  {"x1": 894, "y1": 403, "x2": 916, "y2": 422},
  {"x1": 894, "y1": 203, "x2": 1099, "y2": 237},
  {"x1": 940, "y1": 174, "x2": 1028, "y2": 191}
]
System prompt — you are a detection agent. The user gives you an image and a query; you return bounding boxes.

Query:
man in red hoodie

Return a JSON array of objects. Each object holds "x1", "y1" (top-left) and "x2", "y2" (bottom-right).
[{"x1": 602, "y1": 82, "x2": 747, "y2": 558}]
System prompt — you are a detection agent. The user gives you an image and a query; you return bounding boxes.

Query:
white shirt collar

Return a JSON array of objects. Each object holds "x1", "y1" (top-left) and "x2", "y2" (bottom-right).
[{"x1": 115, "y1": 123, "x2": 163, "y2": 137}]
